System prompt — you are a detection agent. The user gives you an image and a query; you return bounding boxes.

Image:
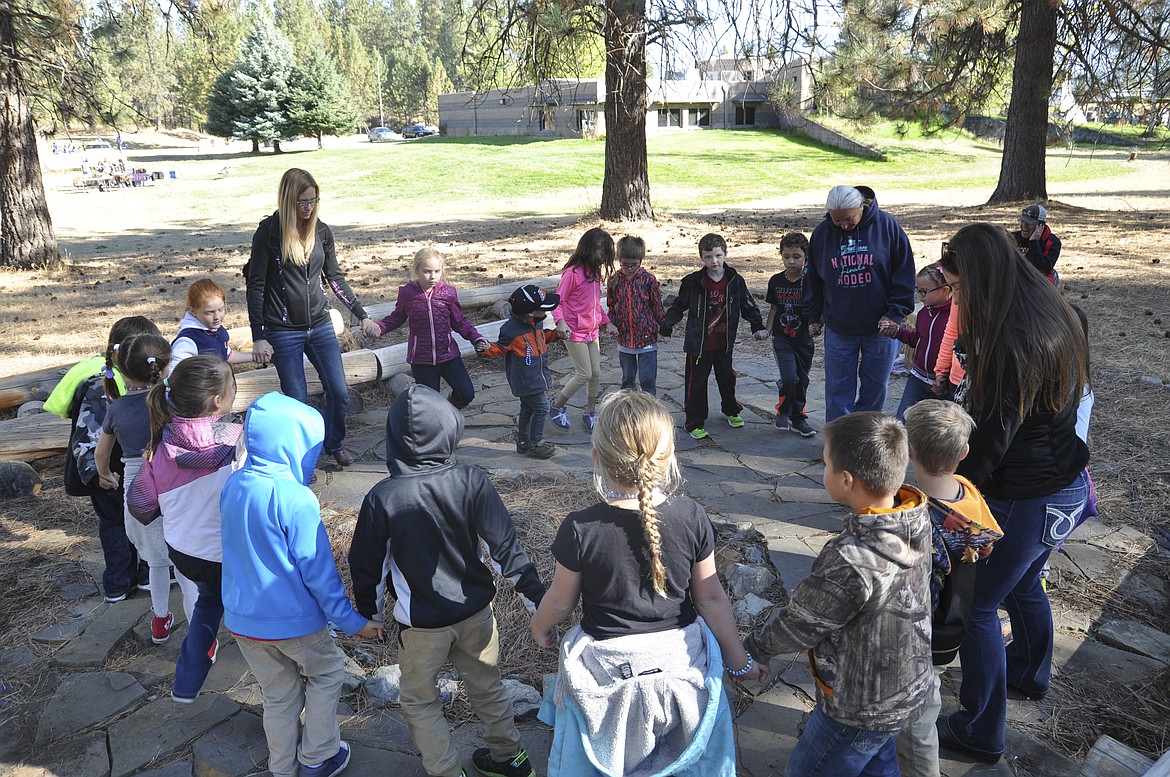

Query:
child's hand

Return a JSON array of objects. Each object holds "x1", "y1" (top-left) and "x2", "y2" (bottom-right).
[
  {"x1": 931, "y1": 376, "x2": 951, "y2": 396},
  {"x1": 753, "y1": 330, "x2": 768, "y2": 341},
  {"x1": 474, "y1": 338, "x2": 489, "y2": 354},
  {"x1": 808, "y1": 323, "x2": 823, "y2": 337},
  {"x1": 659, "y1": 334, "x2": 670, "y2": 345},
  {"x1": 532, "y1": 622, "x2": 557, "y2": 648},
  {"x1": 361, "y1": 318, "x2": 382, "y2": 339},
  {"x1": 745, "y1": 660, "x2": 770, "y2": 685},
  {"x1": 355, "y1": 620, "x2": 384, "y2": 641},
  {"x1": 98, "y1": 472, "x2": 120, "y2": 490},
  {"x1": 605, "y1": 323, "x2": 618, "y2": 337},
  {"x1": 877, "y1": 319, "x2": 899, "y2": 337}
]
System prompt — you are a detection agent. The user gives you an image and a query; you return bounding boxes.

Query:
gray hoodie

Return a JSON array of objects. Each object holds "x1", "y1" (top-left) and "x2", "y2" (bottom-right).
[{"x1": 746, "y1": 486, "x2": 933, "y2": 732}]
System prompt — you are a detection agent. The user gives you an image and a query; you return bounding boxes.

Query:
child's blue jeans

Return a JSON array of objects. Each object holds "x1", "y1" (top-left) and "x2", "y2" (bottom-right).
[
  {"x1": 412, "y1": 357, "x2": 475, "y2": 409},
  {"x1": 618, "y1": 349, "x2": 658, "y2": 395},
  {"x1": 518, "y1": 393, "x2": 549, "y2": 443},
  {"x1": 787, "y1": 707, "x2": 900, "y2": 777}
]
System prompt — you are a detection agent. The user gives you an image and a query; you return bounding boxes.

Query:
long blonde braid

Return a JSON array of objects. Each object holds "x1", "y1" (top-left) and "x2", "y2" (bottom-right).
[{"x1": 592, "y1": 390, "x2": 681, "y2": 599}]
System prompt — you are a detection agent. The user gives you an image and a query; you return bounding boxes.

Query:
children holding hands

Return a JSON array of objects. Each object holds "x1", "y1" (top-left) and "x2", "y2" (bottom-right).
[
  {"x1": 661, "y1": 233, "x2": 768, "y2": 440},
  {"x1": 745, "y1": 411, "x2": 933, "y2": 777},
  {"x1": 375, "y1": 248, "x2": 489, "y2": 409},
  {"x1": 878, "y1": 264, "x2": 954, "y2": 418},
  {"x1": 169, "y1": 279, "x2": 255, "y2": 374}
]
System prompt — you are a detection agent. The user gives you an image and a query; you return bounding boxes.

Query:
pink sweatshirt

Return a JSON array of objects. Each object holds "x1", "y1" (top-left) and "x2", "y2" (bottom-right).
[
  {"x1": 934, "y1": 302, "x2": 966, "y2": 386},
  {"x1": 552, "y1": 265, "x2": 610, "y2": 342}
]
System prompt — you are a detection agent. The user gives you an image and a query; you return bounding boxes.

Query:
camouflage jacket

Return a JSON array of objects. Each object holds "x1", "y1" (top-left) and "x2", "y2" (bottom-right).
[{"x1": 746, "y1": 486, "x2": 933, "y2": 732}]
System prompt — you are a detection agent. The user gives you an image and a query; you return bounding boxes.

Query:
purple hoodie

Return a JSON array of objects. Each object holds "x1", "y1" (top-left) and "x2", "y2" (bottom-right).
[{"x1": 377, "y1": 280, "x2": 483, "y2": 366}]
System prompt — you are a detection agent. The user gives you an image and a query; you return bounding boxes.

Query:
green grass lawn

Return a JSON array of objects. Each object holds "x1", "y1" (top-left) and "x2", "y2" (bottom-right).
[{"x1": 109, "y1": 128, "x2": 1136, "y2": 223}]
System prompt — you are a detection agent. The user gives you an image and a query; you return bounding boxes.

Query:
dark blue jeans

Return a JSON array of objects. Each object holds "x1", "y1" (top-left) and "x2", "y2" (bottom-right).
[
  {"x1": 169, "y1": 547, "x2": 223, "y2": 701},
  {"x1": 518, "y1": 393, "x2": 549, "y2": 444},
  {"x1": 266, "y1": 322, "x2": 350, "y2": 454},
  {"x1": 618, "y1": 349, "x2": 658, "y2": 395},
  {"x1": 822, "y1": 327, "x2": 900, "y2": 421},
  {"x1": 786, "y1": 707, "x2": 900, "y2": 777},
  {"x1": 92, "y1": 487, "x2": 137, "y2": 598},
  {"x1": 772, "y1": 336, "x2": 814, "y2": 420},
  {"x1": 412, "y1": 358, "x2": 475, "y2": 409},
  {"x1": 895, "y1": 375, "x2": 953, "y2": 420},
  {"x1": 946, "y1": 470, "x2": 1089, "y2": 755}
]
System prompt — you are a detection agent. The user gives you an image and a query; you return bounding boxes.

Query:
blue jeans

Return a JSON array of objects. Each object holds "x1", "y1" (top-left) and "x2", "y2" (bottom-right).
[
  {"x1": 518, "y1": 393, "x2": 549, "y2": 444},
  {"x1": 773, "y1": 336, "x2": 814, "y2": 420},
  {"x1": 947, "y1": 470, "x2": 1089, "y2": 755},
  {"x1": 266, "y1": 323, "x2": 350, "y2": 454},
  {"x1": 92, "y1": 487, "x2": 137, "y2": 598},
  {"x1": 895, "y1": 375, "x2": 953, "y2": 420},
  {"x1": 787, "y1": 707, "x2": 900, "y2": 777},
  {"x1": 618, "y1": 350, "x2": 658, "y2": 395},
  {"x1": 169, "y1": 548, "x2": 224, "y2": 700},
  {"x1": 412, "y1": 357, "x2": 475, "y2": 409},
  {"x1": 823, "y1": 327, "x2": 900, "y2": 421}
]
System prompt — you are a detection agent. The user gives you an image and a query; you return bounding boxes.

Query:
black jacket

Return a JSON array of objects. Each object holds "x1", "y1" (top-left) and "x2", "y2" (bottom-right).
[
  {"x1": 246, "y1": 212, "x2": 367, "y2": 342},
  {"x1": 1012, "y1": 226, "x2": 1062, "y2": 277},
  {"x1": 659, "y1": 265, "x2": 766, "y2": 354},
  {"x1": 348, "y1": 384, "x2": 545, "y2": 628}
]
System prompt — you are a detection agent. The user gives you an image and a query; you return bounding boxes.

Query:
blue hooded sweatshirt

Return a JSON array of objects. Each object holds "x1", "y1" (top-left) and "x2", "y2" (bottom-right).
[
  {"x1": 221, "y1": 391, "x2": 367, "y2": 640},
  {"x1": 803, "y1": 191, "x2": 916, "y2": 337}
]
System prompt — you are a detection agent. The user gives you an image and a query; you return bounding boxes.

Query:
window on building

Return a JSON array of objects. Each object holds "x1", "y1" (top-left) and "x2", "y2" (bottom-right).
[
  {"x1": 735, "y1": 104, "x2": 757, "y2": 125},
  {"x1": 540, "y1": 107, "x2": 556, "y2": 131},
  {"x1": 688, "y1": 108, "x2": 710, "y2": 127},
  {"x1": 657, "y1": 108, "x2": 681, "y2": 127},
  {"x1": 577, "y1": 110, "x2": 596, "y2": 132}
]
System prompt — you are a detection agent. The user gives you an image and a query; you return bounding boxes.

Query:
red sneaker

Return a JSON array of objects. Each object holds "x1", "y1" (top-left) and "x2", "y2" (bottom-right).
[
  {"x1": 151, "y1": 612, "x2": 175, "y2": 644},
  {"x1": 208, "y1": 638, "x2": 219, "y2": 663}
]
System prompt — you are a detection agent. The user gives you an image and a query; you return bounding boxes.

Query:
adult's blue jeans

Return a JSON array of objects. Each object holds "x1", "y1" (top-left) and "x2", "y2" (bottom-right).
[
  {"x1": 787, "y1": 706, "x2": 900, "y2": 777},
  {"x1": 822, "y1": 327, "x2": 900, "y2": 421},
  {"x1": 618, "y1": 349, "x2": 658, "y2": 395},
  {"x1": 946, "y1": 470, "x2": 1089, "y2": 756},
  {"x1": 266, "y1": 322, "x2": 350, "y2": 454},
  {"x1": 169, "y1": 548, "x2": 224, "y2": 701},
  {"x1": 412, "y1": 357, "x2": 475, "y2": 409}
]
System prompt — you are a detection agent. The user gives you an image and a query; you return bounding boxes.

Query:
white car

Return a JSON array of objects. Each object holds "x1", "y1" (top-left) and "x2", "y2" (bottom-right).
[{"x1": 368, "y1": 127, "x2": 402, "y2": 142}]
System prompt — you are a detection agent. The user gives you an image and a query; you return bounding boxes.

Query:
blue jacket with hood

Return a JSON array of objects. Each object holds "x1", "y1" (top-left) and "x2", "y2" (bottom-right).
[
  {"x1": 804, "y1": 189, "x2": 916, "y2": 337},
  {"x1": 221, "y1": 392, "x2": 367, "y2": 640},
  {"x1": 348, "y1": 384, "x2": 545, "y2": 629}
]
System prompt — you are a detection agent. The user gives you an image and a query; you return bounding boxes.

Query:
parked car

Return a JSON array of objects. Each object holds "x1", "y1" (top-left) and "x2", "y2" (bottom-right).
[
  {"x1": 85, "y1": 140, "x2": 113, "y2": 151},
  {"x1": 401, "y1": 124, "x2": 438, "y2": 138},
  {"x1": 368, "y1": 126, "x2": 402, "y2": 142}
]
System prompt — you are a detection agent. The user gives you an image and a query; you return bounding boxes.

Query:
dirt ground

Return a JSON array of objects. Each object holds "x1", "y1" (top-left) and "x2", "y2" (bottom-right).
[{"x1": 3, "y1": 136, "x2": 1170, "y2": 759}]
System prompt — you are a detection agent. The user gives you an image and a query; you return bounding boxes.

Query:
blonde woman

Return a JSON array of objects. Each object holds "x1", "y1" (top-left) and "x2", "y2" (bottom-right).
[
  {"x1": 532, "y1": 390, "x2": 766, "y2": 776},
  {"x1": 246, "y1": 168, "x2": 380, "y2": 467}
]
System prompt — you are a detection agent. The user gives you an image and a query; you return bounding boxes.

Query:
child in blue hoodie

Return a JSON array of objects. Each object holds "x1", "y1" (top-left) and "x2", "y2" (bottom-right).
[{"x1": 221, "y1": 392, "x2": 382, "y2": 777}]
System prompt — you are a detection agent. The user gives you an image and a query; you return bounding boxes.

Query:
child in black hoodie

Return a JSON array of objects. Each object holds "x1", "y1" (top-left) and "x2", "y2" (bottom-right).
[{"x1": 349, "y1": 384, "x2": 546, "y2": 777}]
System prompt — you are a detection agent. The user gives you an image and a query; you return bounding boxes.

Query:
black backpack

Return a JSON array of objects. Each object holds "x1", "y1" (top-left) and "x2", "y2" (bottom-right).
[{"x1": 62, "y1": 375, "x2": 124, "y2": 497}]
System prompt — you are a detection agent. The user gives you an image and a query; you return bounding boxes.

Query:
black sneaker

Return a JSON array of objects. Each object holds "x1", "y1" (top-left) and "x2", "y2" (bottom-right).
[
  {"x1": 516, "y1": 439, "x2": 530, "y2": 454},
  {"x1": 790, "y1": 418, "x2": 817, "y2": 437},
  {"x1": 472, "y1": 748, "x2": 535, "y2": 777},
  {"x1": 137, "y1": 563, "x2": 151, "y2": 592},
  {"x1": 526, "y1": 440, "x2": 556, "y2": 459}
]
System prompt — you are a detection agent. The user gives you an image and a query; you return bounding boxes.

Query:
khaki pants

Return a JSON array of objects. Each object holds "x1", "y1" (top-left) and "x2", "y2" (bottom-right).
[
  {"x1": 399, "y1": 606, "x2": 522, "y2": 777},
  {"x1": 557, "y1": 338, "x2": 601, "y2": 409},
  {"x1": 237, "y1": 628, "x2": 345, "y2": 777}
]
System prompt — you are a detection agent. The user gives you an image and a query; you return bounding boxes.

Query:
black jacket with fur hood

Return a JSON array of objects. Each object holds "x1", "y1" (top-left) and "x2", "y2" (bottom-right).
[{"x1": 348, "y1": 384, "x2": 545, "y2": 628}]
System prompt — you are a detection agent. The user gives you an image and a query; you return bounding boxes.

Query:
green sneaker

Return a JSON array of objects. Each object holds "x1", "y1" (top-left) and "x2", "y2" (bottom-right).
[
  {"x1": 689, "y1": 427, "x2": 710, "y2": 440},
  {"x1": 526, "y1": 440, "x2": 557, "y2": 459},
  {"x1": 726, "y1": 414, "x2": 745, "y2": 428},
  {"x1": 472, "y1": 747, "x2": 536, "y2": 777}
]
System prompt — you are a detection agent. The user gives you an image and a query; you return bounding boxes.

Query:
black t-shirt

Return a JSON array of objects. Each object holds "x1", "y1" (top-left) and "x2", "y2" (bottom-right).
[
  {"x1": 551, "y1": 495, "x2": 716, "y2": 640},
  {"x1": 766, "y1": 271, "x2": 812, "y2": 342}
]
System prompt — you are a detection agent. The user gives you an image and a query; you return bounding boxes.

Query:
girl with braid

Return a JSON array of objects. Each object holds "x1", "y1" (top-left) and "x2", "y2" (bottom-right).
[
  {"x1": 532, "y1": 390, "x2": 766, "y2": 776},
  {"x1": 95, "y1": 334, "x2": 176, "y2": 643}
]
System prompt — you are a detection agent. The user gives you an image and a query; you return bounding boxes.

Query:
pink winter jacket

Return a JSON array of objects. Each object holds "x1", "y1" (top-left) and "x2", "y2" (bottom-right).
[
  {"x1": 377, "y1": 281, "x2": 483, "y2": 366},
  {"x1": 552, "y1": 265, "x2": 610, "y2": 342}
]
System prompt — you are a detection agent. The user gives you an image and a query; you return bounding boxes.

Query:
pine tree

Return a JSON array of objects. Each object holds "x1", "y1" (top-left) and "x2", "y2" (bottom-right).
[
  {"x1": 205, "y1": 14, "x2": 297, "y2": 153},
  {"x1": 288, "y1": 48, "x2": 359, "y2": 147}
]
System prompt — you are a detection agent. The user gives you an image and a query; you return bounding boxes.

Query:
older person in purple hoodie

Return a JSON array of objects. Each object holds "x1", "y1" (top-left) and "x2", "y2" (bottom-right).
[{"x1": 804, "y1": 185, "x2": 916, "y2": 421}]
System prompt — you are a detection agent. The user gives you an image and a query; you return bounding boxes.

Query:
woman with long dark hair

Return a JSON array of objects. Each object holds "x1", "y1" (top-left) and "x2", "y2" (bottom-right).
[
  {"x1": 937, "y1": 223, "x2": 1089, "y2": 764},
  {"x1": 246, "y1": 169, "x2": 381, "y2": 467}
]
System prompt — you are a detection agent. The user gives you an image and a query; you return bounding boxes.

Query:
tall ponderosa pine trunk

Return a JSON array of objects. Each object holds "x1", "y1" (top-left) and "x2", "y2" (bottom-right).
[
  {"x1": 989, "y1": 0, "x2": 1058, "y2": 203},
  {"x1": 600, "y1": 0, "x2": 653, "y2": 221},
  {"x1": 0, "y1": 11, "x2": 59, "y2": 269}
]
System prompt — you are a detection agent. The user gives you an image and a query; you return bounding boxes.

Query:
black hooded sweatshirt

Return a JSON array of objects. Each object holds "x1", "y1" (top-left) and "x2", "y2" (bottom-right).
[{"x1": 348, "y1": 384, "x2": 545, "y2": 628}]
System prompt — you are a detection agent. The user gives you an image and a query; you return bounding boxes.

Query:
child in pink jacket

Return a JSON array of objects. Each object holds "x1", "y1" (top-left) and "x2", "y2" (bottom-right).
[
  {"x1": 550, "y1": 228, "x2": 614, "y2": 432},
  {"x1": 376, "y1": 248, "x2": 488, "y2": 409}
]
